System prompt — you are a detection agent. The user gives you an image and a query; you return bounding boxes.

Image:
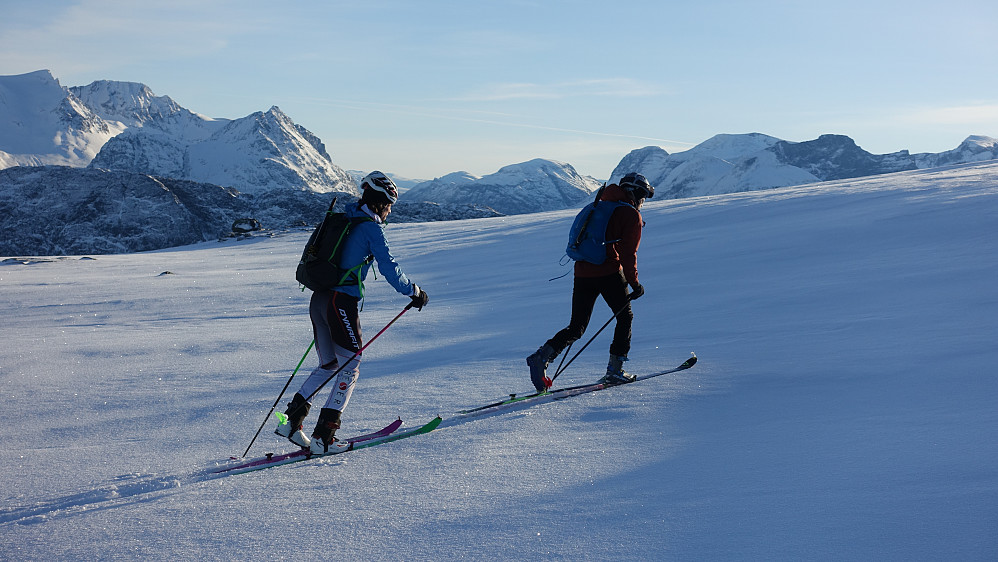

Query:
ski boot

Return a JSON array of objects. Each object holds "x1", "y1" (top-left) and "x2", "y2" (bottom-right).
[
  {"x1": 601, "y1": 354, "x2": 636, "y2": 385},
  {"x1": 309, "y1": 408, "x2": 347, "y2": 455},
  {"x1": 526, "y1": 343, "x2": 556, "y2": 393},
  {"x1": 275, "y1": 392, "x2": 312, "y2": 448}
]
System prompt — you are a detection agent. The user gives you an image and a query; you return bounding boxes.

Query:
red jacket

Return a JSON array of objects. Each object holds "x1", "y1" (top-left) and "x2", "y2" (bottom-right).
[{"x1": 574, "y1": 183, "x2": 643, "y2": 286}]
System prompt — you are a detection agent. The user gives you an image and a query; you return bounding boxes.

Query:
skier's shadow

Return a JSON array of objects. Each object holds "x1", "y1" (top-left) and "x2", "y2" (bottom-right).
[{"x1": 577, "y1": 405, "x2": 637, "y2": 424}]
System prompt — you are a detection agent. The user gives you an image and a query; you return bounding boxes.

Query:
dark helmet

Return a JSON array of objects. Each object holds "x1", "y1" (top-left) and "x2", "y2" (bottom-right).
[
  {"x1": 619, "y1": 172, "x2": 654, "y2": 200},
  {"x1": 360, "y1": 171, "x2": 399, "y2": 205}
]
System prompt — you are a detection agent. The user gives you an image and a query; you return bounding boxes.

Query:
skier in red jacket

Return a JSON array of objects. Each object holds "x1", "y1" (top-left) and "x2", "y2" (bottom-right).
[{"x1": 527, "y1": 172, "x2": 654, "y2": 391}]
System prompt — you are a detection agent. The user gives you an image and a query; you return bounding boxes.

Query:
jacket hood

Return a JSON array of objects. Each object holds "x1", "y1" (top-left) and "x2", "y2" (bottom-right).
[{"x1": 600, "y1": 183, "x2": 634, "y2": 205}]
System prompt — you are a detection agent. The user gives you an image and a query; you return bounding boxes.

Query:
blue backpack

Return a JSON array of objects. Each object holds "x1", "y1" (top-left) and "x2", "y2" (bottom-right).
[{"x1": 566, "y1": 189, "x2": 628, "y2": 265}]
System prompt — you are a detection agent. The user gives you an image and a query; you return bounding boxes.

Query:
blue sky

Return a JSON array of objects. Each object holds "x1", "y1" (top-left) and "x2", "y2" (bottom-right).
[{"x1": 3, "y1": 0, "x2": 997, "y2": 180}]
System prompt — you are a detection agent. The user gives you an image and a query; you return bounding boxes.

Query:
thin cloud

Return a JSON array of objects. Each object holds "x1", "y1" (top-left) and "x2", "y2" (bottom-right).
[
  {"x1": 290, "y1": 95, "x2": 693, "y2": 146},
  {"x1": 0, "y1": 1, "x2": 255, "y2": 72},
  {"x1": 902, "y1": 103, "x2": 998, "y2": 126},
  {"x1": 452, "y1": 78, "x2": 667, "y2": 102}
]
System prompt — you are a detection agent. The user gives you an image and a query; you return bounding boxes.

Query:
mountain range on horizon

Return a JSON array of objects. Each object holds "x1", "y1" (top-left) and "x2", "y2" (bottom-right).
[
  {"x1": 401, "y1": 159, "x2": 602, "y2": 214},
  {"x1": 611, "y1": 133, "x2": 998, "y2": 200},
  {"x1": 1, "y1": 68, "x2": 997, "y2": 256},
  {"x1": 397, "y1": 132, "x2": 998, "y2": 212}
]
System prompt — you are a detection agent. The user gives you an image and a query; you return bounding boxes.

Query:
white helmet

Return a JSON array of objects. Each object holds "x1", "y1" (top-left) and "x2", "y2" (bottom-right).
[
  {"x1": 619, "y1": 172, "x2": 655, "y2": 200},
  {"x1": 360, "y1": 171, "x2": 399, "y2": 205}
]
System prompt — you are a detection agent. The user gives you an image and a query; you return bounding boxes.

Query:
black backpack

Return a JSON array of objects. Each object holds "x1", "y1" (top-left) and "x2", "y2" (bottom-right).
[{"x1": 296, "y1": 198, "x2": 372, "y2": 291}]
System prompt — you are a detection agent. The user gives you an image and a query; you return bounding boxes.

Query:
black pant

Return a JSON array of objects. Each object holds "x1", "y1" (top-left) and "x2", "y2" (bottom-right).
[{"x1": 546, "y1": 272, "x2": 633, "y2": 358}]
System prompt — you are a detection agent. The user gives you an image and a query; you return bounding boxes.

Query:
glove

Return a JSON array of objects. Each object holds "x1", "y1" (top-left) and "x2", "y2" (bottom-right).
[
  {"x1": 409, "y1": 284, "x2": 429, "y2": 310},
  {"x1": 628, "y1": 283, "x2": 645, "y2": 301}
]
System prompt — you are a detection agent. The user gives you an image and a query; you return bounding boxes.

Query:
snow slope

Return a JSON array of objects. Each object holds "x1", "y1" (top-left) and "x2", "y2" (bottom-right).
[{"x1": 1, "y1": 162, "x2": 996, "y2": 560}]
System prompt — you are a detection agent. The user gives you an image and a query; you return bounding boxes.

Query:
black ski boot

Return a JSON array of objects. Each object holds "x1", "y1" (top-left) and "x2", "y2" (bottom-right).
[
  {"x1": 309, "y1": 408, "x2": 343, "y2": 455},
  {"x1": 526, "y1": 343, "x2": 556, "y2": 392},
  {"x1": 601, "y1": 354, "x2": 636, "y2": 385},
  {"x1": 275, "y1": 393, "x2": 312, "y2": 448}
]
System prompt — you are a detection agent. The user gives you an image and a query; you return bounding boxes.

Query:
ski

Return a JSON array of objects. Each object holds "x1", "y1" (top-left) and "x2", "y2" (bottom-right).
[
  {"x1": 213, "y1": 417, "x2": 405, "y2": 475},
  {"x1": 456, "y1": 354, "x2": 697, "y2": 417},
  {"x1": 350, "y1": 415, "x2": 442, "y2": 451},
  {"x1": 630, "y1": 353, "x2": 698, "y2": 382},
  {"x1": 457, "y1": 390, "x2": 547, "y2": 414}
]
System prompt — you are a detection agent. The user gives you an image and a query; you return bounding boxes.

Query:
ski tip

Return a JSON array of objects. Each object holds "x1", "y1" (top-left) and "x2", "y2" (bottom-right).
[{"x1": 683, "y1": 353, "x2": 698, "y2": 368}]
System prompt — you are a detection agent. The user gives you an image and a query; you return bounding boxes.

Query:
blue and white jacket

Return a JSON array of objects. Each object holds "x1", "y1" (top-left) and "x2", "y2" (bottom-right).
[{"x1": 335, "y1": 203, "x2": 415, "y2": 299}]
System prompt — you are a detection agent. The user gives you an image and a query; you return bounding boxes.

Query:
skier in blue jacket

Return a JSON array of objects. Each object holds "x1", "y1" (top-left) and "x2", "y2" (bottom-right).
[{"x1": 276, "y1": 171, "x2": 429, "y2": 453}]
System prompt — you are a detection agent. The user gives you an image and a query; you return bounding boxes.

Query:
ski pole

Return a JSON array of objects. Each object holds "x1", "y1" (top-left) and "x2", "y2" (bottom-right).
[
  {"x1": 243, "y1": 303, "x2": 413, "y2": 457},
  {"x1": 552, "y1": 341, "x2": 573, "y2": 380},
  {"x1": 241, "y1": 340, "x2": 315, "y2": 458},
  {"x1": 299, "y1": 302, "x2": 414, "y2": 406},
  {"x1": 550, "y1": 294, "x2": 636, "y2": 384}
]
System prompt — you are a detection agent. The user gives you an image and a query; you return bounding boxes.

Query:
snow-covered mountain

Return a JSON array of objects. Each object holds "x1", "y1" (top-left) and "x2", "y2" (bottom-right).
[
  {"x1": 69, "y1": 79, "x2": 218, "y2": 136},
  {"x1": 611, "y1": 133, "x2": 998, "y2": 199},
  {"x1": 403, "y1": 159, "x2": 601, "y2": 214},
  {"x1": 0, "y1": 70, "x2": 125, "y2": 168},
  {"x1": 914, "y1": 135, "x2": 998, "y2": 168},
  {"x1": 390, "y1": 200, "x2": 503, "y2": 222},
  {"x1": 611, "y1": 133, "x2": 816, "y2": 198},
  {"x1": 348, "y1": 170, "x2": 427, "y2": 193},
  {"x1": 90, "y1": 105, "x2": 356, "y2": 195},
  {"x1": 0, "y1": 70, "x2": 357, "y2": 195}
]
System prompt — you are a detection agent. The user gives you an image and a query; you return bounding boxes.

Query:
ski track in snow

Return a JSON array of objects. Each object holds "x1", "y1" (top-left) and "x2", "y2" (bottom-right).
[{"x1": 1, "y1": 370, "x2": 683, "y2": 526}]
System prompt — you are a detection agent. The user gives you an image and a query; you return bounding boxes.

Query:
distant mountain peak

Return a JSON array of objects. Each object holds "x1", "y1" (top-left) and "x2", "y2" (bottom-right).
[
  {"x1": 403, "y1": 158, "x2": 599, "y2": 214},
  {"x1": 69, "y1": 79, "x2": 197, "y2": 130},
  {"x1": 89, "y1": 102, "x2": 355, "y2": 194},
  {"x1": 0, "y1": 70, "x2": 123, "y2": 167},
  {"x1": 963, "y1": 135, "x2": 998, "y2": 149}
]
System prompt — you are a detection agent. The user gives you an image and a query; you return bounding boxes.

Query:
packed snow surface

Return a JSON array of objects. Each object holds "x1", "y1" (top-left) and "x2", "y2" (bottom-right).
[{"x1": 2, "y1": 162, "x2": 996, "y2": 560}]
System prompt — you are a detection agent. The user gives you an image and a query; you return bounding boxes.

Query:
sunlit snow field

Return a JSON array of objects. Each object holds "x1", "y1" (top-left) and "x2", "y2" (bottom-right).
[{"x1": 2, "y1": 162, "x2": 996, "y2": 560}]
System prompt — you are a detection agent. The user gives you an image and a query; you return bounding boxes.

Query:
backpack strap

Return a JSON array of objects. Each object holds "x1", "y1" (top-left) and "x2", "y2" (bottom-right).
[{"x1": 336, "y1": 216, "x2": 376, "y2": 297}]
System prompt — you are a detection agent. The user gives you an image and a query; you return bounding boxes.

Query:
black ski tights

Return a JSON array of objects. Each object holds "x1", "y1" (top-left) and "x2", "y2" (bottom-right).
[{"x1": 546, "y1": 271, "x2": 633, "y2": 358}]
